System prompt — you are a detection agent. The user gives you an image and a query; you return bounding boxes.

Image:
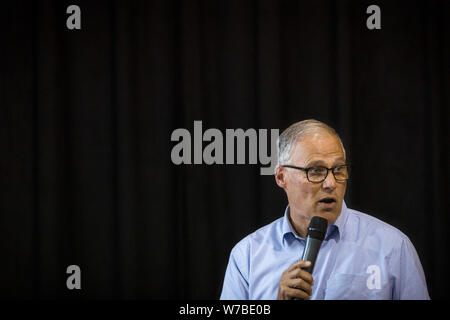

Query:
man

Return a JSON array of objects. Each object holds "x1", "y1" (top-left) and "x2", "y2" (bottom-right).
[{"x1": 220, "y1": 119, "x2": 429, "y2": 300}]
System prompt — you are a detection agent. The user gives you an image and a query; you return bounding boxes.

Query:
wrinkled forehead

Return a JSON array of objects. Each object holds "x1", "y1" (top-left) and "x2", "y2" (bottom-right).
[{"x1": 290, "y1": 132, "x2": 345, "y2": 164}]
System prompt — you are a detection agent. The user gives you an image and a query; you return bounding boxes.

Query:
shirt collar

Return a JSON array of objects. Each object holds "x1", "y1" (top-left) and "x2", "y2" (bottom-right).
[{"x1": 281, "y1": 201, "x2": 348, "y2": 246}]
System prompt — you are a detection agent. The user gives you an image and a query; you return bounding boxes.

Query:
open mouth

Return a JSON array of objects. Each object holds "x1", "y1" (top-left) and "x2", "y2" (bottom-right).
[{"x1": 318, "y1": 197, "x2": 336, "y2": 204}]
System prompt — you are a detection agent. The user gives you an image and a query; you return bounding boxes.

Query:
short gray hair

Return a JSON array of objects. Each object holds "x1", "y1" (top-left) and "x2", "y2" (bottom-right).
[{"x1": 277, "y1": 119, "x2": 346, "y2": 165}]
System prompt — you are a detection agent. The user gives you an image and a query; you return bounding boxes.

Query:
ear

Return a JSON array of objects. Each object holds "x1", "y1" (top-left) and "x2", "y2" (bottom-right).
[{"x1": 275, "y1": 165, "x2": 287, "y2": 189}]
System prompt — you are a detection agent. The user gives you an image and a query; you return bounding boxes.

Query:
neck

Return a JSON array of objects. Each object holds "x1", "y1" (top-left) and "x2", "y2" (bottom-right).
[{"x1": 288, "y1": 208, "x2": 310, "y2": 239}]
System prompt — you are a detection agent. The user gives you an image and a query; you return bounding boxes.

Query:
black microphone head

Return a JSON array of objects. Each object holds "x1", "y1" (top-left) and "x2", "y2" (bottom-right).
[{"x1": 307, "y1": 216, "x2": 328, "y2": 241}]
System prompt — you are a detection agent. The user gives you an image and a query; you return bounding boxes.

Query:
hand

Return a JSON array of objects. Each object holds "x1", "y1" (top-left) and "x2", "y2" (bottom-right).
[{"x1": 277, "y1": 260, "x2": 314, "y2": 300}]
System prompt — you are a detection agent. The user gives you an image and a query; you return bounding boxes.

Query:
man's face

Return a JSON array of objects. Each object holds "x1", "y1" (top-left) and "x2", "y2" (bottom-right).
[{"x1": 276, "y1": 132, "x2": 347, "y2": 227}]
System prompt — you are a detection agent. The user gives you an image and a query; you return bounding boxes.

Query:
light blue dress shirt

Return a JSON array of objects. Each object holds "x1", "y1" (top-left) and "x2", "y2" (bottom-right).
[{"x1": 220, "y1": 201, "x2": 430, "y2": 300}]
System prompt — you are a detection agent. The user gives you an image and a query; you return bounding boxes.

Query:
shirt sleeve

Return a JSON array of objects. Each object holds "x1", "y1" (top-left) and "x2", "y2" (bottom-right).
[
  {"x1": 220, "y1": 239, "x2": 250, "y2": 300},
  {"x1": 391, "y1": 236, "x2": 430, "y2": 300}
]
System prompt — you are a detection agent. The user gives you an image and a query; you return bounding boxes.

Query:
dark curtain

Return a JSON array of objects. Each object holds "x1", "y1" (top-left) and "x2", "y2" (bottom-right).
[{"x1": 0, "y1": 0, "x2": 448, "y2": 299}]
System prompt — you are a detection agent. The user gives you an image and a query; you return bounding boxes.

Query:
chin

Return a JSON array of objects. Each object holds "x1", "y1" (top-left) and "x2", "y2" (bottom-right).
[{"x1": 316, "y1": 209, "x2": 340, "y2": 223}]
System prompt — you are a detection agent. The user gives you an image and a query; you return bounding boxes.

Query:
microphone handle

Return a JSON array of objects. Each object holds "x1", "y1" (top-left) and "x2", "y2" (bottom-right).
[
  {"x1": 301, "y1": 236, "x2": 323, "y2": 274},
  {"x1": 293, "y1": 236, "x2": 323, "y2": 300}
]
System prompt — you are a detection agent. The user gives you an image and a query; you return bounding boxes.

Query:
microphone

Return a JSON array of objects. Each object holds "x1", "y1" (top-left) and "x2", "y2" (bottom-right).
[{"x1": 301, "y1": 216, "x2": 328, "y2": 274}]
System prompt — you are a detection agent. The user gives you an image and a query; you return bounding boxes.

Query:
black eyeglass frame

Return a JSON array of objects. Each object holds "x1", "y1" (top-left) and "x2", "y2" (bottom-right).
[{"x1": 281, "y1": 164, "x2": 352, "y2": 183}]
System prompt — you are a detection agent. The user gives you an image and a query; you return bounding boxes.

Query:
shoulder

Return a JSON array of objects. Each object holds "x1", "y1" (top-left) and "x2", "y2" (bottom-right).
[
  {"x1": 231, "y1": 216, "x2": 284, "y2": 257},
  {"x1": 347, "y1": 208, "x2": 404, "y2": 233},
  {"x1": 345, "y1": 207, "x2": 411, "y2": 251}
]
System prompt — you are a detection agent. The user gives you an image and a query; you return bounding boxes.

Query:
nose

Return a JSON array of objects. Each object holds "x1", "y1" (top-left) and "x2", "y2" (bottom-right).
[{"x1": 322, "y1": 170, "x2": 336, "y2": 190}]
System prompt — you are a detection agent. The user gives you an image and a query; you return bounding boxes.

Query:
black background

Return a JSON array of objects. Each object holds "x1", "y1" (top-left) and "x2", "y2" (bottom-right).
[{"x1": 0, "y1": 0, "x2": 448, "y2": 299}]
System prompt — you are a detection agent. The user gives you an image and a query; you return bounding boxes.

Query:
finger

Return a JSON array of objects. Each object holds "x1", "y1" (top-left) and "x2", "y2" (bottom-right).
[
  {"x1": 289, "y1": 268, "x2": 314, "y2": 285},
  {"x1": 287, "y1": 260, "x2": 311, "y2": 272},
  {"x1": 287, "y1": 278, "x2": 313, "y2": 296},
  {"x1": 285, "y1": 287, "x2": 311, "y2": 300}
]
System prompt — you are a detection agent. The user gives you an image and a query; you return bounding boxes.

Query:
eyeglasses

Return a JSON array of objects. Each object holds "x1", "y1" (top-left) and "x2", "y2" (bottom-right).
[{"x1": 282, "y1": 164, "x2": 351, "y2": 183}]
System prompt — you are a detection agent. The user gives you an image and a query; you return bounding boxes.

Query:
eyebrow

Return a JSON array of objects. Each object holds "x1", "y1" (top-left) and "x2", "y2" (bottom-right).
[{"x1": 307, "y1": 158, "x2": 346, "y2": 167}]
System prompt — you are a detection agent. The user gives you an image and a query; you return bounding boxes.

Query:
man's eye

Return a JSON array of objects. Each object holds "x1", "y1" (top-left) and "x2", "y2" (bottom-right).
[{"x1": 309, "y1": 167, "x2": 326, "y2": 175}]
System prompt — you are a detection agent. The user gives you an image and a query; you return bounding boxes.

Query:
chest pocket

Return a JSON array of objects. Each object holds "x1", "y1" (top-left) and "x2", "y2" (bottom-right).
[{"x1": 324, "y1": 273, "x2": 392, "y2": 300}]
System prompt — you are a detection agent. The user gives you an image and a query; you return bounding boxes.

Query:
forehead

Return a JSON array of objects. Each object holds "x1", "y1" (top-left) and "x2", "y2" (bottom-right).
[{"x1": 290, "y1": 132, "x2": 345, "y2": 165}]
